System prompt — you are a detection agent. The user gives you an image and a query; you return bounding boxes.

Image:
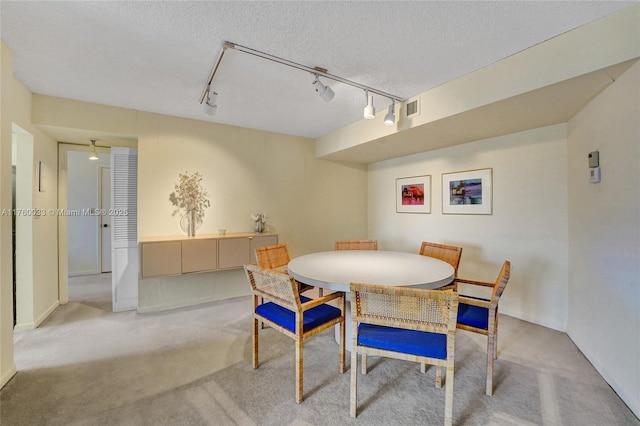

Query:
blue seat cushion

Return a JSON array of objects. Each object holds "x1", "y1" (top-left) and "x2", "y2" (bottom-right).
[
  {"x1": 255, "y1": 295, "x2": 342, "y2": 333},
  {"x1": 357, "y1": 324, "x2": 447, "y2": 359},
  {"x1": 457, "y1": 300, "x2": 489, "y2": 330}
]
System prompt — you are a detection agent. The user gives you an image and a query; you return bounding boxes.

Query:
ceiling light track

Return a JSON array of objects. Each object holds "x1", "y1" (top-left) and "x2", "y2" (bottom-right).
[{"x1": 200, "y1": 41, "x2": 405, "y2": 119}]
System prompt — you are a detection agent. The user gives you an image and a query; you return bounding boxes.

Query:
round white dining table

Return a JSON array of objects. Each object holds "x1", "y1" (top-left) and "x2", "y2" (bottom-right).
[{"x1": 288, "y1": 250, "x2": 455, "y2": 349}]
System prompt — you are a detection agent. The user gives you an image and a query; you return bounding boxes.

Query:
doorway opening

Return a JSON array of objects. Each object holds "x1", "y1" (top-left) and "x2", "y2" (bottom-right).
[
  {"x1": 66, "y1": 150, "x2": 111, "y2": 276},
  {"x1": 58, "y1": 143, "x2": 112, "y2": 311}
]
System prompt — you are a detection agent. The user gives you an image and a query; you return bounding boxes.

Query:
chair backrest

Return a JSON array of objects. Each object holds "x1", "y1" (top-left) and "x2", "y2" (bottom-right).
[
  {"x1": 255, "y1": 243, "x2": 291, "y2": 270},
  {"x1": 489, "y1": 261, "x2": 511, "y2": 309},
  {"x1": 335, "y1": 240, "x2": 378, "y2": 251},
  {"x1": 244, "y1": 264, "x2": 300, "y2": 311},
  {"x1": 350, "y1": 283, "x2": 458, "y2": 336},
  {"x1": 419, "y1": 241, "x2": 463, "y2": 275}
]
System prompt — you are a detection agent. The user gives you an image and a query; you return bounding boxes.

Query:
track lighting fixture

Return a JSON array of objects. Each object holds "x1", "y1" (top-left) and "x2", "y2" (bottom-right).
[
  {"x1": 89, "y1": 139, "x2": 99, "y2": 161},
  {"x1": 200, "y1": 41, "x2": 405, "y2": 125},
  {"x1": 203, "y1": 88, "x2": 218, "y2": 115},
  {"x1": 312, "y1": 74, "x2": 334, "y2": 102},
  {"x1": 384, "y1": 101, "x2": 395, "y2": 126},
  {"x1": 363, "y1": 91, "x2": 375, "y2": 119}
]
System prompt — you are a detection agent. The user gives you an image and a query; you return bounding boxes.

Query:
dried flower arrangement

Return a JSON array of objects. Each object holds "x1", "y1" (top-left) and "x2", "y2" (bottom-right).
[{"x1": 169, "y1": 171, "x2": 210, "y2": 236}]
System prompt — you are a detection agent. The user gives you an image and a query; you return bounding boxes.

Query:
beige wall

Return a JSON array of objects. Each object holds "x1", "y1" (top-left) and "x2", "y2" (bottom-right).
[
  {"x1": 0, "y1": 43, "x2": 59, "y2": 384},
  {"x1": 23, "y1": 95, "x2": 369, "y2": 313},
  {"x1": 366, "y1": 61, "x2": 639, "y2": 417},
  {"x1": 567, "y1": 61, "x2": 639, "y2": 417},
  {"x1": 1, "y1": 41, "x2": 16, "y2": 388},
  {"x1": 368, "y1": 124, "x2": 569, "y2": 331},
  {"x1": 11, "y1": 78, "x2": 60, "y2": 332},
  {"x1": 136, "y1": 112, "x2": 368, "y2": 311}
]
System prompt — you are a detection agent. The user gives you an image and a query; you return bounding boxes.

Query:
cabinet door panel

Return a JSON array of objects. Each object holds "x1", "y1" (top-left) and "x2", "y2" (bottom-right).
[
  {"x1": 182, "y1": 239, "x2": 217, "y2": 273},
  {"x1": 218, "y1": 238, "x2": 250, "y2": 269},
  {"x1": 250, "y1": 235, "x2": 279, "y2": 262},
  {"x1": 141, "y1": 241, "x2": 181, "y2": 278}
]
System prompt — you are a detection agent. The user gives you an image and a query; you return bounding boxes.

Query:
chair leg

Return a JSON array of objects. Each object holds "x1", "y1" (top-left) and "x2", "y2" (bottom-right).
[
  {"x1": 420, "y1": 363, "x2": 427, "y2": 374},
  {"x1": 361, "y1": 353, "x2": 368, "y2": 375},
  {"x1": 486, "y1": 309, "x2": 498, "y2": 395},
  {"x1": 339, "y1": 319, "x2": 346, "y2": 373},
  {"x1": 252, "y1": 317, "x2": 259, "y2": 369},
  {"x1": 318, "y1": 288, "x2": 324, "y2": 297},
  {"x1": 435, "y1": 366, "x2": 443, "y2": 388},
  {"x1": 350, "y1": 350, "x2": 358, "y2": 417},
  {"x1": 494, "y1": 312, "x2": 499, "y2": 360},
  {"x1": 296, "y1": 338, "x2": 304, "y2": 403},
  {"x1": 444, "y1": 364, "x2": 454, "y2": 426},
  {"x1": 486, "y1": 332, "x2": 494, "y2": 396}
]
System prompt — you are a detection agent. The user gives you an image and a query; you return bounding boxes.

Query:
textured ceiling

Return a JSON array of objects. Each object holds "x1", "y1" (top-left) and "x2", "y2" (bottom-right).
[{"x1": 0, "y1": 1, "x2": 634, "y2": 140}]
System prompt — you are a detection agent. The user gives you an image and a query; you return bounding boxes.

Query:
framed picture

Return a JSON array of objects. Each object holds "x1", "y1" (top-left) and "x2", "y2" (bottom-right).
[
  {"x1": 396, "y1": 175, "x2": 431, "y2": 214},
  {"x1": 442, "y1": 168, "x2": 492, "y2": 215}
]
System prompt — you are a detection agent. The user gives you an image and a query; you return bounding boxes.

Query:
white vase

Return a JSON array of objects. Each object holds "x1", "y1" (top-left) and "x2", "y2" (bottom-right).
[{"x1": 188, "y1": 210, "x2": 196, "y2": 236}]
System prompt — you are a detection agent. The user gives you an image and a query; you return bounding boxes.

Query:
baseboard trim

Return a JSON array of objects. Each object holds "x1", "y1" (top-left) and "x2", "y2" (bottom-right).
[
  {"x1": 502, "y1": 309, "x2": 566, "y2": 333},
  {"x1": 1, "y1": 365, "x2": 17, "y2": 389},
  {"x1": 68, "y1": 270, "x2": 100, "y2": 277},
  {"x1": 113, "y1": 298, "x2": 137, "y2": 312},
  {"x1": 13, "y1": 321, "x2": 36, "y2": 333},
  {"x1": 14, "y1": 300, "x2": 60, "y2": 333},
  {"x1": 35, "y1": 300, "x2": 60, "y2": 328}
]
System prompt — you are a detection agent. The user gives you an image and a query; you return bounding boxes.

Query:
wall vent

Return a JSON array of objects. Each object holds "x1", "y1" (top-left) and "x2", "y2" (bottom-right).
[{"x1": 405, "y1": 96, "x2": 420, "y2": 118}]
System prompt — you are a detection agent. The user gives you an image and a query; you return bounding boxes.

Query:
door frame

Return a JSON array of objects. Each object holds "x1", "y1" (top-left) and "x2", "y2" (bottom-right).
[
  {"x1": 98, "y1": 164, "x2": 111, "y2": 273},
  {"x1": 12, "y1": 124, "x2": 35, "y2": 331}
]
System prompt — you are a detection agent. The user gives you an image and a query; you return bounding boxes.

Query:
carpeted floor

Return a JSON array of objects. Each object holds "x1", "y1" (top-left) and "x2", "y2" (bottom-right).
[{"x1": 1, "y1": 274, "x2": 638, "y2": 425}]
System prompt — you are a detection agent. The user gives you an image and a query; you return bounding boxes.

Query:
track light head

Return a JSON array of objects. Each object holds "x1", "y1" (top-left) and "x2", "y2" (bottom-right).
[
  {"x1": 312, "y1": 75, "x2": 334, "y2": 102},
  {"x1": 384, "y1": 103, "x2": 395, "y2": 126},
  {"x1": 203, "y1": 90, "x2": 218, "y2": 115},
  {"x1": 363, "y1": 92, "x2": 375, "y2": 119}
]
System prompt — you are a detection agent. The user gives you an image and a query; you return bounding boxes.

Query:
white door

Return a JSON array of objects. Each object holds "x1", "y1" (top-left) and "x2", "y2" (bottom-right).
[
  {"x1": 111, "y1": 147, "x2": 138, "y2": 312},
  {"x1": 100, "y1": 167, "x2": 112, "y2": 272}
]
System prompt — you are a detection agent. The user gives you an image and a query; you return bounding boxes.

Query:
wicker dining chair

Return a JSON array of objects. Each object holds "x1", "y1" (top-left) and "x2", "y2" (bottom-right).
[
  {"x1": 349, "y1": 282, "x2": 459, "y2": 426},
  {"x1": 419, "y1": 241, "x2": 463, "y2": 291},
  {"x1": 455, "y1": 260, "x2": 511, "y2": 396},
  {"x1": 244, "y1": 264, "x2": 346, "y2": 403},
  {"x1": 418, "y1": 242, "x2": 463, "y2": 377},
  {"x1": 334, "y1": 239, "x2": 378, "y2": 251},
  {"x1": 255, "y1": 243, "x2": 314, "y2": 294}
]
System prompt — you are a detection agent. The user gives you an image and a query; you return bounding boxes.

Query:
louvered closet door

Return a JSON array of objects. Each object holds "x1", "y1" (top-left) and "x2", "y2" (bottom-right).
[{"x1": 111, "y1": 147, "x2": 139, "y2": 312}]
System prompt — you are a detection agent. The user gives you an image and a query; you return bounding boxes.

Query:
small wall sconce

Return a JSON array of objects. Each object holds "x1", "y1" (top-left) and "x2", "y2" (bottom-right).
[
  {"x1": 89, "y1": 139, "x2": 99, "y2": 161},
  {"x1": 588, "y1": 151, "x2": 600, "y2": 183}
]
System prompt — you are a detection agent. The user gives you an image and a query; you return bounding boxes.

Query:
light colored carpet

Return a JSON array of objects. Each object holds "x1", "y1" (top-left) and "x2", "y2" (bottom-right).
[{"x1": 1, "y1": 274, "x2": 638, "y2": 425}]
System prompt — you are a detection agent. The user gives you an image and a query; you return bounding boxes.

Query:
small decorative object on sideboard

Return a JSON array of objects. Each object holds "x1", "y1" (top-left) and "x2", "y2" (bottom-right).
[
  {"x1": 251, "y1": 212, "x2": 268, "y2": 233},
  {"x1": 169, "y1": 171, "x2": 210, "y2": 237}
]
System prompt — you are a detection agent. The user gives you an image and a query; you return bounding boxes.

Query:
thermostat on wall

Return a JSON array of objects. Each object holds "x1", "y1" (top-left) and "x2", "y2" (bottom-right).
[{"x1": 589, "y1": 167, "x2": 601, "y2": 183}]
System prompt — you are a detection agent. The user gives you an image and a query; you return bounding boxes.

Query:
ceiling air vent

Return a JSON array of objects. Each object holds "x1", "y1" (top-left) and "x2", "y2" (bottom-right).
[{"x1": 405, "y1": 96, "x2": 420, "y2": 118}]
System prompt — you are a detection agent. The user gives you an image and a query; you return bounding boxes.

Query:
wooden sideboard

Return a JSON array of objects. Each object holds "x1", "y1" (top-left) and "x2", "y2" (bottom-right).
[{"x1": 139, "y1": 232, "x2": 278, "y2": 278}]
